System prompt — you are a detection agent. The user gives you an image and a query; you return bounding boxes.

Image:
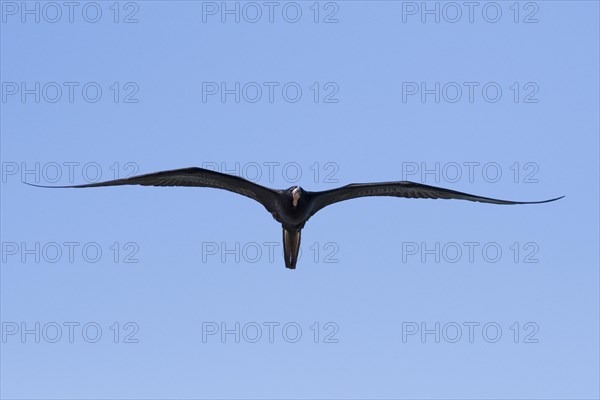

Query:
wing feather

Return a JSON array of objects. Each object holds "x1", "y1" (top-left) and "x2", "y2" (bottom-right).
[
  {"x1": 25, "y1": 167, "x2": 281, "y2": 212},
  {"x1": 308, "y1": 181, "x2": 563, "y2": 216}
]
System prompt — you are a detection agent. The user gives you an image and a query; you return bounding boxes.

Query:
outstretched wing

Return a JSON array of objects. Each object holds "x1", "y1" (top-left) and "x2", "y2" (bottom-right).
[
  {"x1": 25, "y1": 167, "x2": 282, "y2": 212},
  {"x1": 308, "y1": 181, "x2": 563, "y2": 216}
]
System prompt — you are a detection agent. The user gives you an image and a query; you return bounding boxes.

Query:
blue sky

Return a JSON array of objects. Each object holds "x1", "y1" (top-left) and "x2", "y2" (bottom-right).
[{"x1": 1, "y1": 1, "x2": 598, "y2": 399}]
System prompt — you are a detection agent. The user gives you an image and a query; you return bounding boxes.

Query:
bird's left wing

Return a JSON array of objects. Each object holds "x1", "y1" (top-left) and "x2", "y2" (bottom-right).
[
  {"x1": 308, "y1": 181, "x2": 563, "y2": 217},
  {"x1": 25, "y1": 167, "x2": 282, "y2": 212}
]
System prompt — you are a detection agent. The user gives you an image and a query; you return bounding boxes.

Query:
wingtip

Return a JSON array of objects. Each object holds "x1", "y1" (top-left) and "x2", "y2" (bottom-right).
[
  {"x1": 514, "y1": 195, "x2": 564, "y2": 204},
  {"x1": 23, "y1": 181, "x2": 75, "y2": 188},
  {"x1": 23, "y1": 181, "x2": 46, "y2": 188},
  {"x1": 541, "y1": 195, "x2": 565, "y2": 203},
  {"x1": 507, "y1": 195, "x2": 564, "y2": 204}
]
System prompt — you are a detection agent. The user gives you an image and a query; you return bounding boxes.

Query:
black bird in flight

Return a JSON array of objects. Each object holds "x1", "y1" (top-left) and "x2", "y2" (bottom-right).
[{"x1": 27, "y1": 167, "x2": 563, "y2": 269}]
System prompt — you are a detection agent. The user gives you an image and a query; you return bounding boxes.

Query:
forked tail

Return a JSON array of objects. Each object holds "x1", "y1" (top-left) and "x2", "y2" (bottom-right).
[{"x1": 282, "y1": 227, "x2": 301, "y2": 269}]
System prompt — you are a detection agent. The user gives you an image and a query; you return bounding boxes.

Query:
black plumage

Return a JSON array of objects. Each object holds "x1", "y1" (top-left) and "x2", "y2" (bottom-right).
[{"x1": 27, "y1": 167, "x2": 563, "y2": 269}]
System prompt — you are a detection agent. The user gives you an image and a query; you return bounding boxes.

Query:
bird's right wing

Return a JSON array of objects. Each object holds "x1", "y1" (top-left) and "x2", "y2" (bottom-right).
[
  {"x1": 308, "y1": 181, "x2": 563, "y2": 217},
  {"x1": 25, "y1": 167, "x2": 282, "y2": 213}
]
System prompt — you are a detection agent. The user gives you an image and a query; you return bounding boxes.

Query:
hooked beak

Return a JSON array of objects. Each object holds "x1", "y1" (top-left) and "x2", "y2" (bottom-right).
[{"x1": 292, "y1": 187, "x2": 300, "y2": 207}]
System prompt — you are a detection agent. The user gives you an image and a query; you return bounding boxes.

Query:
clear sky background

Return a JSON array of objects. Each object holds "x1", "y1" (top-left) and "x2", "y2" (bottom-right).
[{"x1": 1, "y1": 1, "x2": 598, "y2": 399}]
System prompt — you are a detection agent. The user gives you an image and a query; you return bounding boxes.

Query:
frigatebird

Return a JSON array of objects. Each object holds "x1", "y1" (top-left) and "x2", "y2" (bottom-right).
[{"x1": 27, "y1": 167, "x2": 563, "y2": 269}]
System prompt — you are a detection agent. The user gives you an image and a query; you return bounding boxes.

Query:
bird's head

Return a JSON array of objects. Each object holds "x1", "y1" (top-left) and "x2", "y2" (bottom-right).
[{"x1": 289, "y1": 186, "x2": 303, "y2": 208}]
